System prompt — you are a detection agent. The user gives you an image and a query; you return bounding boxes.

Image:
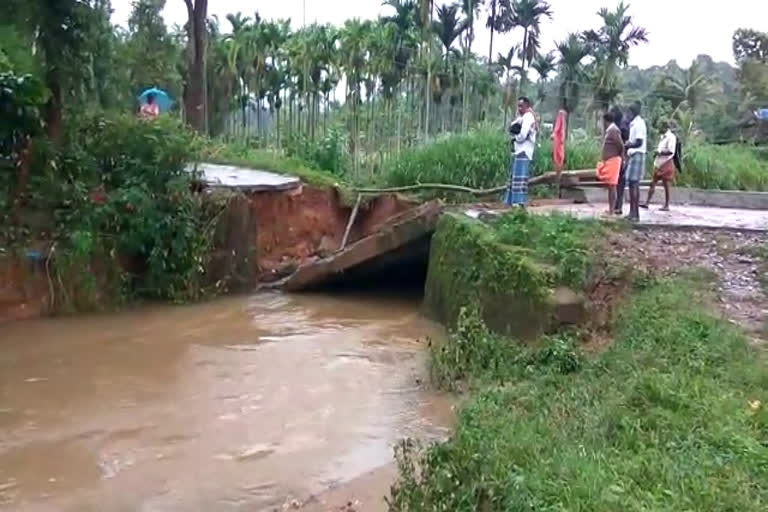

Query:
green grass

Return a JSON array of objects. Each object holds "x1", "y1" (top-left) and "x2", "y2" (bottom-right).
[
  {"x1": 493, "y1": 210, "x2": 601, "y2": 288},
  {"x1": 678, "y1": 143, "x2": 768, "y2": 191},
  {"x1": 200, "y1": 139, "x2": 344, "y2": 190},
  {"x1": 380, "y1": 128, "x2": 599, "y2": 191},
  {"x1": 391, "y1": 272, "x2": 768, "y2": 511}
]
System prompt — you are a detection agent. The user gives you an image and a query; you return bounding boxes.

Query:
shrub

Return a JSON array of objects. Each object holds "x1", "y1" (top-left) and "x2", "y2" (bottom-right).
[
  {"x1": 283, "y1": 127, "x2": 347, "y2": 176},
  {"x1": 24, "y1": 114, "x2": 223, "y2": 309}
]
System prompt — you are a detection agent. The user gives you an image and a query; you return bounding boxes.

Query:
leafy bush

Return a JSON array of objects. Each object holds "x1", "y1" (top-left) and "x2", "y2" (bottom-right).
[
  {"x1": 390, "y1": 274, "x2": 768, "y2": 511},
  {"x1": 20, "y1": 115, "x2": 223, "y2": 309},
  {"x1": 1, "y1": 71, "x2": 46, "y2": 222},
  {"x1": 283, "y1": 127, "x2": 347, "y2": 175},
  {"x1": 430, "y1": 306, "x2": 583, "y2": 391}
]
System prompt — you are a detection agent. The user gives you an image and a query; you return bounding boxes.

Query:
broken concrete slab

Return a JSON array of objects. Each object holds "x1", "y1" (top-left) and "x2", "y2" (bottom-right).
[
  {"x1": 188, "y1": 163, "x2": 301, "y2": 192},
  {"x1": 281, "y1": 201, "x2": 443, "y2": 291}
]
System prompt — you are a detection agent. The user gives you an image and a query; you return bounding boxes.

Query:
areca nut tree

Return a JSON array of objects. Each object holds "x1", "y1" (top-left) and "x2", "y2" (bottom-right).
[
  {"x1": 510, "y1": 0, "x2": 552, "y2": 95},
  {"x1": 556, "y1": 33, "x2": 590, "y2": 114},
  {"x1": 582, "y1": 1, "x2": 648, "y2": 117}
]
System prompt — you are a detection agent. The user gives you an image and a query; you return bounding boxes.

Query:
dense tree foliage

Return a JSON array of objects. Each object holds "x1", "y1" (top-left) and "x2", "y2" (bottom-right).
[{"x1": 0, "y1": 0, "x2": 765, "y2": 174}]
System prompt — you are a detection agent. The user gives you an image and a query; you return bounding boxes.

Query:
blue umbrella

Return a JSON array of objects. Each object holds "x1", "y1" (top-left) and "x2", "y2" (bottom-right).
[{"x1": 138, "y1": 87, "x2": 173, "y2": 113}]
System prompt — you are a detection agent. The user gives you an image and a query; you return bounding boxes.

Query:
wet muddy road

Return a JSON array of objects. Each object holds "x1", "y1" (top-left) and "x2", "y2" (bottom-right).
[{"x1": 0, "y1": 292, "x2": 451, "y2": 511}]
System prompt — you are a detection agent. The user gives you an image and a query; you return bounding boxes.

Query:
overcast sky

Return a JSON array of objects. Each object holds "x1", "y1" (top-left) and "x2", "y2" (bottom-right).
[{"x1": 112, "y1": 0, "x2": 768, "y2": 69}]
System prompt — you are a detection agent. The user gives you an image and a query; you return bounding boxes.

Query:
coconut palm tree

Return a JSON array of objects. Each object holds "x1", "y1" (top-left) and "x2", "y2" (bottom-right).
[
  {"x1": 582, "y1": 1, "x2": 647, "y2": 114},
  {"x1": 510, "y1": 0, "x2": 552, "y2": 94},
  {"x1": 657, "y1": 60, "x2": 720, "y2": 115}
]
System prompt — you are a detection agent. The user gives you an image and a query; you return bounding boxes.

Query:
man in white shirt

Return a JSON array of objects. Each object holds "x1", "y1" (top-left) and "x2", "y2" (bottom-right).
[
  {"x1": 623, "y1": 101, "x2": 647, "y2": 221},
  {"x1": 504, "y1": 96, "x2": 537, "y2": 206},
  {"x1": 642, "y1": 119, "x2": 678, "y2": 211}
]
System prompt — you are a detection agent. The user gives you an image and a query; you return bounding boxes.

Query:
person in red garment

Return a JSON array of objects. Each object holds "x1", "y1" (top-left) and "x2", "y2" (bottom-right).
[{"x1": 552, "y1": 104, "x2": 568, "y2": 195}]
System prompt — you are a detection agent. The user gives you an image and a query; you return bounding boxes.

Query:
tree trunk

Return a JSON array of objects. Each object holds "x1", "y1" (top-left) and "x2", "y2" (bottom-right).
[
  {"x1": 43, "y1": 68, "x2": 63, "y2": 142},
  {"x1": 518, "y1": 27, "x2": 528, "y2": 98},
  {"x1": 488, "y1": 0, "x2": 496, "y2": 70},
  {"x1": 183, "y1": 0, "x2": 208, "y2": 134}
]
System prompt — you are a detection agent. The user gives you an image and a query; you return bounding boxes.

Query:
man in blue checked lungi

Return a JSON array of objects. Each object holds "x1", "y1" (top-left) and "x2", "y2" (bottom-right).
[
  {"x1": 505, "y1": 96, "x2": 537, "y2": 207},
  {"x1": 623, "y1": 101, "x2": 647, "y2": 222}
]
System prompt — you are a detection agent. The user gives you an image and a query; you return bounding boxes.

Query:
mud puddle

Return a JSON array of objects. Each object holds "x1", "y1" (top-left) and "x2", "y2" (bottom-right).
[{"x1": 0, "y1": 292, "x2": 452, "y2": 511}]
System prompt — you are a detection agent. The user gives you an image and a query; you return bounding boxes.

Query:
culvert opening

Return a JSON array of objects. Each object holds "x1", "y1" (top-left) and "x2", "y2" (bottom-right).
[{"x1": 299, "y1": 235, "x2": 432, "y2": 296}]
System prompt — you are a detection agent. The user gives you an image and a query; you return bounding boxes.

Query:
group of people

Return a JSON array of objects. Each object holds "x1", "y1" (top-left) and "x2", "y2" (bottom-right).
[
  {"x1": 596, "y1": 101, "x2": 679, "y2": 220},
  {"x1": 504, "y1": 96, "x2": 680, "y2": 222}
]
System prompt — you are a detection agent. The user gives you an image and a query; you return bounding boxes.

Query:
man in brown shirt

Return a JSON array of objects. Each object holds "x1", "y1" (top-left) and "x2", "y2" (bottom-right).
[{"x1": 596, "y1": 111, "x2": 625, "y2": 214}]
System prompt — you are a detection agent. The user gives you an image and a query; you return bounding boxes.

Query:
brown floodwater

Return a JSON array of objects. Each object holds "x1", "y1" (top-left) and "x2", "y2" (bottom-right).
[{"x1": 0, "y1": 291, "x2": 452, "y2": 511}]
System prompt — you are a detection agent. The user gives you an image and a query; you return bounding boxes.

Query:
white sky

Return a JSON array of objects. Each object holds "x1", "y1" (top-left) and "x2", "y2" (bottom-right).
[{"x1": 112, "y1": 0, "x2": 768, "y2": 69}]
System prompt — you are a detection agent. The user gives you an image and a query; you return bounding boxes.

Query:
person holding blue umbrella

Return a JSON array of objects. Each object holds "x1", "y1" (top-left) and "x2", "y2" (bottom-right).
[{"x1": 138, "y1": 87, "x2": 172, "y2": 118}]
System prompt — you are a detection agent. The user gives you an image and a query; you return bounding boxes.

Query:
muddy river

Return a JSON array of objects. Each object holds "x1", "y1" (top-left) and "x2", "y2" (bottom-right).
[{"x1": 0, "y1": 292, "x2": 451, "y2": 511}]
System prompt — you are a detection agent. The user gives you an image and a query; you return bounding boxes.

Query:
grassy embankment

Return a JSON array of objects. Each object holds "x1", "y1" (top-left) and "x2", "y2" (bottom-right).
[
  {"x1": 390, "y1": 212, "x2": 768, "y2": 511},
  {"x1": 377, "y1": 129, "x2": 768, "y2": 193},
  {"x1": 205, "y1": 128, "x2": 768, "y2": 198}
]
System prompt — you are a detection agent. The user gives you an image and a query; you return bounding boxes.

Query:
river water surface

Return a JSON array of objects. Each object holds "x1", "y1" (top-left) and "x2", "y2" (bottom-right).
[{"x1": 0, "y1": 292, "x2": 451, "y2": 511}]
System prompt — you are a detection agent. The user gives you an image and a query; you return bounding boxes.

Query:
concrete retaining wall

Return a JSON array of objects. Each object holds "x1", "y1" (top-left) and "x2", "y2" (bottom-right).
[{"x1": 579, "y1": 186, "x2": 768, "y2": 210}]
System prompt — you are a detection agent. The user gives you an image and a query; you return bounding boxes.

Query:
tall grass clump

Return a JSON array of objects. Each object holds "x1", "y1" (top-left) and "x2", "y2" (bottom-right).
[
  {"x1": 381, "y1": 128, "x2": 509, "y2": 189},
  {"x1": 381, "y1": 129, "x2": 600, "y2": 189},
  {"x1": 390, "y1": 273, "x2": 768, "y2": 511},
  {"x1": 679, "y1": 143, "x2": 768, "y2": 191}
]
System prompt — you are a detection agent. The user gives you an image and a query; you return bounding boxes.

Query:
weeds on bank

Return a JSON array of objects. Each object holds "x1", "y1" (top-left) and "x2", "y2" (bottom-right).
[
  {"x1": 391, "y1": 273, "x2": 768, "y2": 511},
  {"x1": 494, "y1": 210, "x2": 601, "y2": 288},
  {"x1": 429, "y1": 307, "x2": 584, "y2": 391}
]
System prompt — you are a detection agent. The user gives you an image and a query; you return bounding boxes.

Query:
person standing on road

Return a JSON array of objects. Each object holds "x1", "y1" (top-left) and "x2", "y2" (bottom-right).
[
  {"x1": 596, "y1": 111, "x2": 624, "y2": 214},
  {"x1": 505, "y1": 96, "x2": 537, "y2": 207},
  {"x1": 612, "y1": 106, "x2": 630, "y2": 213},
  {"x1": 552, "y1": 103, "x2": 568, "y2": 196},
  {"x1": 623, "y1": 101, "x2": 647, "y2": 221},
  {"x1": 642, "y1": 120, "x2": 678, "y2": 211}
]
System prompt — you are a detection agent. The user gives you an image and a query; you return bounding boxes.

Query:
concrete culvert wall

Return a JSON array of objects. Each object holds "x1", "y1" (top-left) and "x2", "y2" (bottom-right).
[{"x1": 422, "y1": 213, "x2": 586, "y2": 340}]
